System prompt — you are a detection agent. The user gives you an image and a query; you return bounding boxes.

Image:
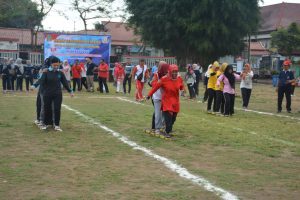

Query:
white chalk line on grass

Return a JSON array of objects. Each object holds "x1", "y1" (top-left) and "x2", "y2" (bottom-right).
[
  {"x1": 235, "y1": 107, "x2": 300, "y2": 121},
  {"x1": 62, "y1": 104, "x2": 239, "y2": 200},
  {"x1": 117, "y1": 97, "x2": 298, "y2": 147}
]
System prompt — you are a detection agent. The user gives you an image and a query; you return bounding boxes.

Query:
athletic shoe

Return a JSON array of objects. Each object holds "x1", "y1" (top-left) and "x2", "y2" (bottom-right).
[
  {"x1": 40, "y1": 124, "x2": 47, "y2": 130},
  {"x1": 160, "y1": 132, "x2": 172, "y2": 139},
  {"x1": 54, "y1": 126, "x2": 63, "y2": 132},
  {"x1": 207, "y1": 110, "x2": 212, "y2": 114},
  {"x1": 34, "y1": 120, "x2": 40, "y2": 126},
  {"x1": 287, "y1": 110, "x2": 292, "y2": 113}
]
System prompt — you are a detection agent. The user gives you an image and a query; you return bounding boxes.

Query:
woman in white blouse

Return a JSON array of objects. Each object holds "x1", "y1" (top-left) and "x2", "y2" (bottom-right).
[{"x1": 240, "y1": 63, "x2": 253, "y2": 109}]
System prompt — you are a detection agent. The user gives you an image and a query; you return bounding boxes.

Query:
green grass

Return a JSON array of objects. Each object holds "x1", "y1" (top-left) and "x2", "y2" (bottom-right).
[{"x1": 0, "y1": 81, "x2": 300, "y2": 200}]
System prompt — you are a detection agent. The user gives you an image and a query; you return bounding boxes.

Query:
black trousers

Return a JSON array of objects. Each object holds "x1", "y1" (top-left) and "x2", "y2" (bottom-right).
[
  {"x1": 43, "y1": 94, "x2": 62, "y2": 126},
  {"x1": 224, "y1": 93, "x2": 235, "y2": 115},
  {"x1": 241, "y1": 88, "x2": 252, "y2": 108},
  {"x1": 278, "y1": 86, "x2": 291, "y2": 111},
  {"x1": 80, "y1": 77, "x2": 88, "y2": 90},
  {"x1": 25, "y1": 77, "x2": 33, "y2": 91},
  {"x1": 16, "y1": 76, "x2": 23, "y2": 91},
  {"x1": 73, "y1": 78, "x2": 81, "y2": 91},
  {"x1": 187, "y1": 83, "x2": 196, "y2": 98},
  {"x1": 9, "y1": 76, "x2": 15, "y2": 90},
  {"x1": 163, "y1": 111, "x2": 177, "y2": 134},
  {"x1": 194, "y1": 70, "x2": 200, "y2": 96},
  {"x1": 291, "y1": 85, "x2": 295, "y2": 95},
  {"x1": 203, "y1": 85, "x2": 208, "y2": 102},
  {"x1": 36, "y1": 93, "x2": 42, "y2": 121},
  {"x1": 151, "y1": 99, "x2": 155, "y2": 130},
  {"x1": 207, "y1": 88, "x2": 216, "y2": 111},
  {"x1": 123, "y1": 74, "x2": 132, "y2": 94},
  {"x1": 214, "y1": 90, "x2": 225, "y2": 113},
  {"x1": 2, "y1": 75, "x2": 10, "y2": 90},
  {"x1": 98, "y1": 77, "x2": 109, "y2": 93}
]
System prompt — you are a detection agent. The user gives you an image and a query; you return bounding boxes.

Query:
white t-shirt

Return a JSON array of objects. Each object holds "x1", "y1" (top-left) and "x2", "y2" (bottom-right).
[
  {"x1": 240, "y1": 71, "x2": 254, "y2": 89},
  {"x1": 135, "y1": 65, "x2": 148, "y2": 82},
  {"x1": 81, "y1": 64, "x2": 87, "y2": 78}
]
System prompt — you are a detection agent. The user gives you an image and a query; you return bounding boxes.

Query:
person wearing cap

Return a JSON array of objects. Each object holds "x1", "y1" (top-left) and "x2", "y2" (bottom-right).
[
  {"x1": 206, "y1": 61, "x2": 219, "y2": 113},
  {"x1": 240, "y1": 63, "x2": 254, "y2": 109},
  {"x1": 147, "y1": 64, "x2": 185, "y2": 138},
  {"x1": 277, "y1": 60, "x2": 295, "y2": 113},
  {"x1": 39, "y1": 56, "x2": 74, "y2": 131}
]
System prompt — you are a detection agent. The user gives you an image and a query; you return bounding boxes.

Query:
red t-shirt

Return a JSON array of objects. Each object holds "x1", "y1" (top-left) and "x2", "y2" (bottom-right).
[
  {"x1": 72, "y1": 64, "x2": 82, "y2": 79},
  {"x1": 98, "y1": 63, "x2": 109, "y2": 78},
  {"x1": 148, "y1": 76, "x2": 184, "y2": 113}
]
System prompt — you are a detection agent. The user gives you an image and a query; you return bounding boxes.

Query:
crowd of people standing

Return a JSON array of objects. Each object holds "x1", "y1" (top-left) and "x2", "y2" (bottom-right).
[{"x1": 1, "y1": 56, "x2": 299, "y2": 133}]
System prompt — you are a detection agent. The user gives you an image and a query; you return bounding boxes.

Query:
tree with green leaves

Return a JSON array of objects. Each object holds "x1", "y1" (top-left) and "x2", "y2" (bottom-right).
[
  {"x1": 0, "y1": 0, "x2": 42, "y2": 29},
  {"x1": 72, "y1": 0, "x2": 115, "y2": 32},
  {"x1": 125, "y1": 0, "x2": 261, "y2": 66},
  {"x1": 271, "y1": 22, "x2": 300, "y2": 57}
]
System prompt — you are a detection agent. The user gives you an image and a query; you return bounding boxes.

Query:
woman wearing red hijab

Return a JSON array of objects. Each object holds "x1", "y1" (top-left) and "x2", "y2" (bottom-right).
[
  {"x1": 147, "y1": 62, "x2": 169, "y2": 136},
  {"x1": 147, "y1": 64, "x2": 185, "y2": 138}
]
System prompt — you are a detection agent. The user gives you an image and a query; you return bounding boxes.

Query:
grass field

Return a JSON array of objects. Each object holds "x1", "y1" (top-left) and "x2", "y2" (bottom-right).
[{"x1": 0, "y1": 81, "x2": 300, "y2": 200}]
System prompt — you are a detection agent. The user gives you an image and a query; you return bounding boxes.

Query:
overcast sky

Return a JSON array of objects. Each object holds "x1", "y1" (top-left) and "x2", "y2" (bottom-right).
[{"x1": 41, "y1": 0, "x2": 300, "y2": 31}]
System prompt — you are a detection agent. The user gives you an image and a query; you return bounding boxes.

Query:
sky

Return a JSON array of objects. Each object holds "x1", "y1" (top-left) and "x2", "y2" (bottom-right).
[{"x1": 41, "y1": 0, "x2": 300, "y2": 31}]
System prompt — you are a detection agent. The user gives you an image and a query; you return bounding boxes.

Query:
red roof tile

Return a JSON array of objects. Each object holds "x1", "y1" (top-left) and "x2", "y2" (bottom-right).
[{"x1": 260, "y1": 3, "x2": 300, "y2": 32}]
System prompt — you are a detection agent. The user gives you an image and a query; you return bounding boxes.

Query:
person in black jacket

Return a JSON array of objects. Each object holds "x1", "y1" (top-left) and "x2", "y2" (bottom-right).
[
  {"x1": 24, "y1": 60, "x2": 34, "y2": 92},
  {"x1": 39, "y1": 56, "x2": 74, "y2": 131},
  {"x1": 1, "y1": 58, "x2": 10, "y2": 93},
  {"x1": 277, "y1": 60, "x2": 295, "y2": 113},
  {"x1": 15, "y1": 58, "x2": 24, "y2": 92}
]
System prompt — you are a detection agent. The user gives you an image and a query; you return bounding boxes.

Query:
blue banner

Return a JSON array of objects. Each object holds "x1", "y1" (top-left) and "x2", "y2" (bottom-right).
[{"x1": 44, "y1": 33, "x2": 111, "y2": 65}]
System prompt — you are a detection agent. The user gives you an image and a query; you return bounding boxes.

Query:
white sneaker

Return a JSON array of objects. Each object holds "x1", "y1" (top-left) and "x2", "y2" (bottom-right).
[
  {"x1": 34, "y1": 120, "x2": 40, "y2": 126},
  {"x1": 40, "y1": 124, "x2": 47, "y2": 130},
  {"x1": 54, "y1": 126, "x2": 63, "y2": 132}
]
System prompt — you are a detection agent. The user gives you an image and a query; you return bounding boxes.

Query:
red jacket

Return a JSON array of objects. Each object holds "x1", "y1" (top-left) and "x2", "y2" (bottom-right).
[
  {"x1": 114, "y1": 65, "x2": 125, "y2": 80},
  {"x1": 72, "y1": 64, "x2": 82, "y2": 79},
  {"x1": 148, "y1": 76, "x2": 184, "y2": 113},
  {"x1": 98, "y1": 63, "x2": 109, "y2": 78}
]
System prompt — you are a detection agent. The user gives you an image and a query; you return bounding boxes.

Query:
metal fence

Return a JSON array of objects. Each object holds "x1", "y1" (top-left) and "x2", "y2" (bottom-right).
[
  {"x1": 122, "y1": 55, "x2": 177, "y2": 67},
  {"x1": 0, "y1": 52, "x2": 18, "y2": 60}
]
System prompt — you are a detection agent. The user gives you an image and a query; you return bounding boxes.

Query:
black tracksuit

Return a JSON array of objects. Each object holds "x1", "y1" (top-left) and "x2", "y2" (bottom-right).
[
  {"x1": 24, "y1": 65, "x2": 34, "y2": 91},
  {"x1": 277, "y1": 70, "x2": 294, "y2": 112},
  {"x1": 40, "y1": 70, "x2": 72, "y2": 126},
  {"x1": 15, "y1": 65, "x2": 24, "y2": 91}
]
